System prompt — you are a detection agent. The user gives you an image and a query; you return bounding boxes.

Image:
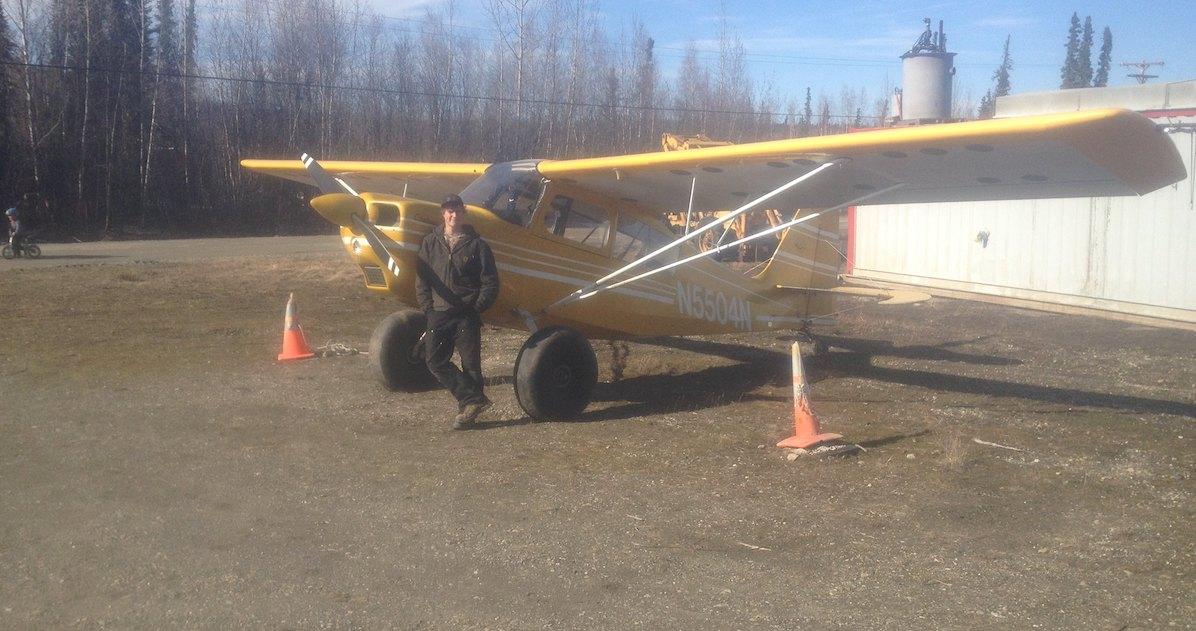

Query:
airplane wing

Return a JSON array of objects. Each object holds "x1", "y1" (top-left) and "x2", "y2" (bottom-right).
[
  {"x1": 240, "y1": 158, "x2": 489, "y2": 200},
  {"x1": 536, "y1": 108, "x2": 1186, "y2": 212}
]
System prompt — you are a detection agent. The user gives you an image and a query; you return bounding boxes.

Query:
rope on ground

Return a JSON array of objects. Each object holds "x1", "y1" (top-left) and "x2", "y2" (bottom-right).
[
  {"x1": 972, "y1": 438, "x2": 1027, "y2": 452},
  {"x1": 314, "y1": 341, "x2": 365, "y2": 358}
]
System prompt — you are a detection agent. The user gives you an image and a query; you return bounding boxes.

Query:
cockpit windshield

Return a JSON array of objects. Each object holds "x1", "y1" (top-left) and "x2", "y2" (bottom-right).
[{"x1": 459, "y1": 160, "x2": 545, "y2": 227}]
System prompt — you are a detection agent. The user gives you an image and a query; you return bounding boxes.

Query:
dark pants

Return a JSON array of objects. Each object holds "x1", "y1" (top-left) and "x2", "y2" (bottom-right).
[
  {"x1": 9, "y1": 231, "x2": 23, "y2": 253},
  {"x1": 425, "y1": 310, "x2": 487, "y2": 408}
]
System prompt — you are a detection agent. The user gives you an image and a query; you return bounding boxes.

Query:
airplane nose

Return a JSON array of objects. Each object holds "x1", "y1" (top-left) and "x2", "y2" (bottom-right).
[{"x1": 309, "y1": 193, "x2": 366, "y2": 227}]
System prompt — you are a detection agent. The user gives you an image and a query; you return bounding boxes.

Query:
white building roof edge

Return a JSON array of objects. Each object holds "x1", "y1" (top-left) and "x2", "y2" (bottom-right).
[{"x1": 995, "y1": 79, "x2": 1196, "y2": 118}]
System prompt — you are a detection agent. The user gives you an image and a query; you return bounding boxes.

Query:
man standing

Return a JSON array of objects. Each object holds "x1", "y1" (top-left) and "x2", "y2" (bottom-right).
[{"x1": 416, "y1": 194, "x2": 500, "y2": 429}]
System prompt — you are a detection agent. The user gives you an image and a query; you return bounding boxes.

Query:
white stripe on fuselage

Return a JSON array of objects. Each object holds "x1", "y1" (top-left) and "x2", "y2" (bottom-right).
[
  {"x1": 347, "y1": 231, "x2": 673, "y2": 305},
  {"x1": 404, "y1": 217, "x2": 675, "y2": 293},
  {"x1": 756, "y1": 315, "x2": 834, "y2": 326},
  {"x1": 789, "y1": 223, "x2": 840, "y2": 241},
  {"x1": 356, "y1": 222, "x2": 803, "y2": 314},
  {"x1": 495, "y1": 263, "x2": 673, "y2": 305}
]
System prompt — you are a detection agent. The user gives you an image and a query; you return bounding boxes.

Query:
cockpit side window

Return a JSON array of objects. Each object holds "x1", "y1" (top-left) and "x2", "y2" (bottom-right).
[
  {"x1": 459, "y1": 161, "x2": 545, "y2": 227},
  {"x1": 495, "y1": 178, "x2": 544, "y2": 226},
  {"x1": 547, "y1": 195, "x2": 610, "y2": 250},
  {"x1": 613, "y1": 213, "x2": 677, "y2": 266}
]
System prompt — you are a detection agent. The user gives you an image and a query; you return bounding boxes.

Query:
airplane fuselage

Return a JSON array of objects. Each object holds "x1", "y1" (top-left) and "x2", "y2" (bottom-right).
[{"x1": 338, "y1": 190, "x2": 832, "y2": 339}]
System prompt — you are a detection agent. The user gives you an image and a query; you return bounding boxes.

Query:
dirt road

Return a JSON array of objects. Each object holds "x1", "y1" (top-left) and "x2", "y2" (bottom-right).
[
  {"x1": 2, "y1": 235, "x2": 338, "y2": 269},
  {"x1": 1, "y1": 238, "x2": 1192, "y2": 628}
]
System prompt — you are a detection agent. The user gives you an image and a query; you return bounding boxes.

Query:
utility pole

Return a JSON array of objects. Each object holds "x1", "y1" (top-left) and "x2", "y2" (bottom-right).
[{"x1": 1121, "y1": 60, "x2": 1164, "y2": 84}]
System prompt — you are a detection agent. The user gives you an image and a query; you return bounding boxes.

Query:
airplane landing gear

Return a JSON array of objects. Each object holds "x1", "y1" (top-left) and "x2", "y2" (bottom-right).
[
  {"x1": 514, "y1": 326, "x2": 597, "y2": 420},
  {"x1": 370, "y1": 309, "x2": 435, "y2": 391}
]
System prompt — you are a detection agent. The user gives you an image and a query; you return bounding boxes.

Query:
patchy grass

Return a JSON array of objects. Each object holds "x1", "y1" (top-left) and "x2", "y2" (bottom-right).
[{"x1": 1, "y1": 252, "x2": 1193, "y2": 628}]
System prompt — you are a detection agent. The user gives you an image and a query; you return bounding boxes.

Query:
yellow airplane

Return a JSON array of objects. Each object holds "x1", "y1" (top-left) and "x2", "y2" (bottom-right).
[{"x1": 242, "y1": 108, "x2": 1185, "y2": 419}]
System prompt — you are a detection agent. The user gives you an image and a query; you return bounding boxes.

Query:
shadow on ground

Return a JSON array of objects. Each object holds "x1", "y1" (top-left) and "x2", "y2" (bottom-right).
[{"x1": 578, "y1": 335, "x2": 1196, "y2": 422}]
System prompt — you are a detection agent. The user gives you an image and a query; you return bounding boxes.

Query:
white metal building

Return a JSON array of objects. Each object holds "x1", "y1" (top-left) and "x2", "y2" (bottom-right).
[{"x1": 847, "y1": 80, "x2": 1195, "y2": 326}]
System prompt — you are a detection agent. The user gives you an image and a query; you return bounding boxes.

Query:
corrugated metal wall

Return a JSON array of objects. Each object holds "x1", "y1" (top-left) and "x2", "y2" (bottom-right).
[{"x1": 851, "y1": 122, "x2": 1194, "y2": 323}]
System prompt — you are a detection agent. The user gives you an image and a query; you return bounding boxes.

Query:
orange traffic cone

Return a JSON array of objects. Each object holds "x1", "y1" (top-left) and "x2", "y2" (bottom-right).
[
  {"x1": 277, "y1": 292, "x2": 316, "y2": 361},
  {"x1": 777, "y1": 341, "x2": 842, "y2": 449}
]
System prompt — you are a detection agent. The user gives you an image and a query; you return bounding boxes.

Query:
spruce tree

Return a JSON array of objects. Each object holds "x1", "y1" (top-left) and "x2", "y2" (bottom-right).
[
  {"x1": 800, "y1": 87, "x2": 812, "y2": 136},
  {"x1": 157, "y1": 0, "x2": 180, "y2": 75},
  {"x1": 1060, "y1": 12, "x2": 1081, "y2": 88},
  {"x1": 994, "y1": 35, "x2": 1013, "y2": 97},
  {"x1": 183, "y1": 0, "x2": 198, "y2": 75},
  {"x1": 978, "y1": 35, "x2": 1012, "y2": 119},
  {"x1": 1077, "y1": 16, "x2": 1094, "y2": 87},
  {"x1": 1094, "y1": 27, "x2": 1113, "y2": 87},
  {"x1": 978, "y1": 90, "x2": 994, "y2": 119},
  {"x1": 106, "y1": 0, "x2": 146, "y2": 229}
]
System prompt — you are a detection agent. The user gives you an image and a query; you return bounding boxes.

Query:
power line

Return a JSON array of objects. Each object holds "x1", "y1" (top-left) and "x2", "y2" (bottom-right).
[
  {"x1": 2, "y1": 59, "x2": 881, "y2": 121},
  {"x1": 196, "y1": 2, "x2": 899, "y2": 69},
  {"x1": 1121, "y1": 60, "x2": 1164, "y2": 84},
  {"x1": 196, "y1": 1, "x2": 1040, "y2": 71},
  {"x1": 363, "y1": 6, "x2": 1058, "y2": 69}
]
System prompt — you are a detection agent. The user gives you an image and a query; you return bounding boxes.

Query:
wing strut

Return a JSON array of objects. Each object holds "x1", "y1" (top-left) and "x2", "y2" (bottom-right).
[
  {"x1": 684, "y1": 176, "x2": 697, "y2": 235},
  {"x1": 544, "y1": 159, "x2": 847, "y2": 312},
  {"x1": 545, "y1": 182, "x2": 905, "y2": 311}
]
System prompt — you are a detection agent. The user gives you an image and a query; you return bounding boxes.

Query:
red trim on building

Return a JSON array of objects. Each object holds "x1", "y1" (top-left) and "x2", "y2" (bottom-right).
[
  {"x1": 845, "y1": 206, "x2": 856, "y2": 275},
  {"x1": 1141, "y1": 108, "x2": 1196, "y2": 118}
]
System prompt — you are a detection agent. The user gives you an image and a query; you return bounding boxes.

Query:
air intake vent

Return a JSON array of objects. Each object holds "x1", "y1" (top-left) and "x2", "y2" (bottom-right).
[{"x1": 362, "y1": 266, "x2": 386, "y2": 287}]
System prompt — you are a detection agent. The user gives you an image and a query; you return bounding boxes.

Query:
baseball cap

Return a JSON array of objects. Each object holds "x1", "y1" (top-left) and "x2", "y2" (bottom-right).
[{"x1": 440, "y1": 194, "x2": 465, "y2": 209}]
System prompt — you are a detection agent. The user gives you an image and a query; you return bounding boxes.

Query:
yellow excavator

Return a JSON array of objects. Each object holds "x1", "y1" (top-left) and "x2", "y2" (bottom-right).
[
  {"x1": 661, "y1": 133, "x2": 793, "y2": 262},
  {"x1": 659, "y1": 133, "x2": 734, "y2": 152}
]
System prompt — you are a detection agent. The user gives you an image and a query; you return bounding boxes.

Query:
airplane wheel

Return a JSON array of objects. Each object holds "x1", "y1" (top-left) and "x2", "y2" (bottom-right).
[
  {"x1": 514, "y1": 326, "x2": 597, "y2": 420},
  {"x1": 369, "y1": 309, "x2": 435, "y2": 392}
]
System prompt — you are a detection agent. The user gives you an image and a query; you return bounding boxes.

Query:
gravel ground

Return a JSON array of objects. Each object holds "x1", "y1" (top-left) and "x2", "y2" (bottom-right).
[{"x1": 1, "y1": 239, "x2": 1193, "y2": 629}]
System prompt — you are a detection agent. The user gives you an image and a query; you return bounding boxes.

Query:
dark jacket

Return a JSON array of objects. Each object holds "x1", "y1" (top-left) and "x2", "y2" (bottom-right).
[{"x1": 416, "y1": 224, "x2": 499, "y2": 315}]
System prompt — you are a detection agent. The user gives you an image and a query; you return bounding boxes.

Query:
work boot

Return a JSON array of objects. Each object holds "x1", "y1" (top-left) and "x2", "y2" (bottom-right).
[{"x1": 453, "y1": 398, "x2": 492, "y2": 429}]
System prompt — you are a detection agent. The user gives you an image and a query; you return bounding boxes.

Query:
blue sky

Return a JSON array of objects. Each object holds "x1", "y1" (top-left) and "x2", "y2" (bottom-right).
[{"x1": 363, "y1": 0, "x2": 1195, "y2": 109}]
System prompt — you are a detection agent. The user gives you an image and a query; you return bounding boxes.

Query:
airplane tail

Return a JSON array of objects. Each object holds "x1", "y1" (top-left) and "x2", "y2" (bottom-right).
[{"x1": 753, "y1": 211, "x2": 844, "y2": 290}]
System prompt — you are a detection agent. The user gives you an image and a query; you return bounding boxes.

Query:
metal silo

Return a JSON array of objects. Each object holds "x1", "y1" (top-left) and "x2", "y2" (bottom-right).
[{"x1": 899, "y1": 19, "x2": 956, "y2": 122}]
